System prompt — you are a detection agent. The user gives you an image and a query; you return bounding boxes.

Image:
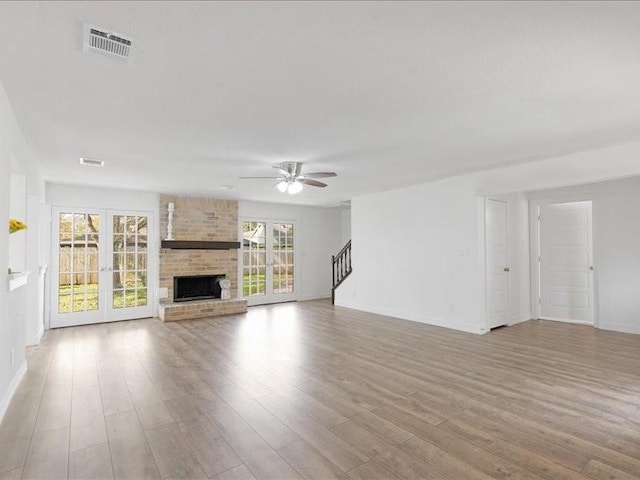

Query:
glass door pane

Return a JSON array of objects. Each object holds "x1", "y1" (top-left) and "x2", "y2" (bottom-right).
[
  {"x1": 241, "y1": 218, "x2": 296, "y2": 306},
  {"x1": 242, "y1": 221, "x2": 266, "y2": 296},
  {"x1": 51, "y1": 208, "x2": 105, "y2": 328},
  {"x1": 106, "y1": 211, "x2": 153, "y2": 322},
  {"x1": 111, "y1": 214, "x2": 148, "y2": 310},
  {"x1": 51, "y1": 207, "x2": 154, "y2": 328},
  {"x1": 57, "y1": 212, "x2": 101, "y2": 314},
  {"x1": 273, "y1": 223, "x2": 294, "y2": 294}
]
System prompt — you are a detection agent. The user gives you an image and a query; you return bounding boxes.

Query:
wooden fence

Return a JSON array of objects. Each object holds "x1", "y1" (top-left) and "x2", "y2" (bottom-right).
[{"x1": 58, "y1": 246, "x2": 100, "y2": 285}]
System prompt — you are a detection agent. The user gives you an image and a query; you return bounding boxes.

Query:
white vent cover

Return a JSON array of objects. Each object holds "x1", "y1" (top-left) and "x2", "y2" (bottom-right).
[
  {"x1": 83, "y1": 24, "x2": 133, "y2": 61},
  {"x1": 79, "y1": 157, "x2": 105, "y2": 167}
]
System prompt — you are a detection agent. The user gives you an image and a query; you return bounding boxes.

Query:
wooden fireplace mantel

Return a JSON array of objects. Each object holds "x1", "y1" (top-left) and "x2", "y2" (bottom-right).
[{"x1": 161, "y1": 240, "x2": 241, "y2": 250}]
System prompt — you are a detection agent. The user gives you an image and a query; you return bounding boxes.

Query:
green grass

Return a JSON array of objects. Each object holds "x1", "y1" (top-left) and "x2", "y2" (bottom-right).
[
  {"x1": 243, "y1": 274, "x2": 265, "y2": 296},
  {"x1": 243, "y1": 273, "x2": 293, "y2": 296},
  {"x1": 58, "y1": 283, "x2": 147, "y2": 313}
]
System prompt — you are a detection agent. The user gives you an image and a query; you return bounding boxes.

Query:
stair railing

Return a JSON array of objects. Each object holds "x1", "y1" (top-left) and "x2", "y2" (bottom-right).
[{"x1": 331, "y1": 240, "x2": 352, "y2": 304}]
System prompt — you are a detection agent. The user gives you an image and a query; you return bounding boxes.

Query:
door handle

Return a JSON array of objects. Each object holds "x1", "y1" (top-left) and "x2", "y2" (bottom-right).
[
  {"x1": 504, "y1": 267, "x2": 510, "y2": 272},
  {"x1": 590, "y1": 266, "x2": 594, "y2": 271}
]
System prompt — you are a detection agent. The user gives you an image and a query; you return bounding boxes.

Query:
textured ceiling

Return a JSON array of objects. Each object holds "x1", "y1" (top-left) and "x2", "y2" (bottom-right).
[{"x1": 1, "y1": 1, "x2": 640, "y2": 205}]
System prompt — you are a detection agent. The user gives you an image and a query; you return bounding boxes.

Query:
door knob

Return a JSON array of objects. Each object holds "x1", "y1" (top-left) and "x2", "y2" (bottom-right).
[{"x1": 504, "y1": 267, "x2": 510, "y2": 272}]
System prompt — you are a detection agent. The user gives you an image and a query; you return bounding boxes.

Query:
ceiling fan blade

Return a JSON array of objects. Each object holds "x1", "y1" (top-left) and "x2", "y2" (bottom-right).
[
  {"x1": 239, "y1": 176, "x2": 283, "y2": 179},
  {"x1": 300, "y1": 172, "x2": 337, "y2": 179},
  {"x1": 299, "y1": 178, "x2": 328, "y2": 188},
  {"x1": 272, "y1": 166, "x2": 292, "y2": 177}
]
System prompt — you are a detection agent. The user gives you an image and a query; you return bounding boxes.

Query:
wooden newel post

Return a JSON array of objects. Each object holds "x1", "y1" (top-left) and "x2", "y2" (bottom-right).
[{"x1": 331, "y1": 255, "x2": 335, "y2": 304}]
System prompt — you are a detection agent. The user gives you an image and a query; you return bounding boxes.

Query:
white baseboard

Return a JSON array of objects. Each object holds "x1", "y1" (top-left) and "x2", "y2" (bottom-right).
[
  {"x1": 26, "y1": 323, "x2": 44, "y2": 347},
  {"x1": 597, "y1": 322, "x2": 640, "y2": 335},
  {"x1": 538, "y1": 316, "x2": 593, "y2": 326},
  {"x1": 297, "y1": 294, "x2": 331, "y2": 302},
  {"x1": 335, "y1": 301, "x2": 484, "y2": 335},
  {"x1": 0, "y1": 361, "x2": 28, "y2": 424},
  {"x1": 508, "y1": 315, "x2": 533, "y2": 326}
]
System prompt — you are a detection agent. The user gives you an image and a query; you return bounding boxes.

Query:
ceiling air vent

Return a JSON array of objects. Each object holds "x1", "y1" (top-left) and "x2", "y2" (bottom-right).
[
  {"x1": 83, "y1": 24, "x2": 133, "y2": 61},
  {"x1": 79, "y1": 157, "x2": 105, "y2": 167}
]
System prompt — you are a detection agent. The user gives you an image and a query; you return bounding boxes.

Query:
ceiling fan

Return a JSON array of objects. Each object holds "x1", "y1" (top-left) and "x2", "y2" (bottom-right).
[{"x1": 239, "y1": 161, "x2": 337, "y2": 195}]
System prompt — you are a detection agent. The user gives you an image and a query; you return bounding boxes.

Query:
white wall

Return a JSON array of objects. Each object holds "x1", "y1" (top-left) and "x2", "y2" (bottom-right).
[
  {"x1": 24, "y1": 193, "x2": 43, "y2": 345},
  {"x1": 239, "y1": 201, "x2": 343, "y2": 301},
  {"x1": 336, "y1": 175, "x2": 489, "y2": 334},
  {"x1": 339, "y1": 206, "x2": 351, "y2": 246},
  {"x1": 475, "y1": 140, "x2": 640, "y2": 196},
  {"x1": 594, "y1": 178, "x2": 640, "y2": 334},
  {"x1": 335, "y1": 178, "x2": 531, "y2": 334},
  {"x1": 46, "y1": 183, "x2": 159, "y2": 212},
  {"x1": 336, "y1": 140, "x2": 640, "y2": 335},
  {"x1": 0, "y1": 81, "x2": 43, "y2": 422}
]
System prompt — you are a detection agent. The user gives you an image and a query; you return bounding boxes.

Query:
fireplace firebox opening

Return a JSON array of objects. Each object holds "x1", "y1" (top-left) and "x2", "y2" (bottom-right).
[{"x1": 173, "y1": 274, "x2": 225, "y2": 302}]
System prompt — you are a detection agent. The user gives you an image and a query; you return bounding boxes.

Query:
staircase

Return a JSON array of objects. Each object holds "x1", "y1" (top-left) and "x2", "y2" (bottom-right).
[{"x1": 331, "y1": 240, "x2": 352, "y2": 304}]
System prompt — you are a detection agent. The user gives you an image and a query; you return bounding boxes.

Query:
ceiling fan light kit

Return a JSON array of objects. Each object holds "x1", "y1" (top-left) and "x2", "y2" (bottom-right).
[
  {"x1": 240, "y1": 161, "x2": 337, "y2": 195},
  {"x1": 287, "y1": 181, "x2": 303, "y2": 195},
  {"x1": 276, "y1": 178, "x2": 304, "y2": 195},
  {"x1": 276, "y1": 181, "x2": 289, "y2": 193}
]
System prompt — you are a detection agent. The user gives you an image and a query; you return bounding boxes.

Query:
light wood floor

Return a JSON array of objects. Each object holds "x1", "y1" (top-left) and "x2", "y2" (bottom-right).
[{"x1": 2, "y1": 300, "x2": 640, "y2": 480}]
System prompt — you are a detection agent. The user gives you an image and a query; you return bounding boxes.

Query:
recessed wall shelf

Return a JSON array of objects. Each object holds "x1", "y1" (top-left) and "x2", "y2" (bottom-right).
[
  {"x1": 161, "y1": 240, "x2": 241, "y2": 250},
  {"x1": 8, "y1": 271, "x2": 30, "y2": 292}
]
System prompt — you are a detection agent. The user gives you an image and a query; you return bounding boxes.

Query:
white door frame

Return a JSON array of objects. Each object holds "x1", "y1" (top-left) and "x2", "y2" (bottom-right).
[
  {"x1": 529, "y1": 195, "x2": 598, "y2": 327},
  {"x1": 50, "y1": 206, "x2": 156, "y2": 327},
  {"x1": 239, "y1": 217, "x2": 298, "y2": 306},
  {"x1": 484, "y1": 197, "x2": 510, "y2": 331}
]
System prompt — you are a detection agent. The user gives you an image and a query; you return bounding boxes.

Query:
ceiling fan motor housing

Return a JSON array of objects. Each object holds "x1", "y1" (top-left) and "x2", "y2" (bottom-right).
[{"x1": 278, "y1": 161, "x2": 302, "y2": 177}]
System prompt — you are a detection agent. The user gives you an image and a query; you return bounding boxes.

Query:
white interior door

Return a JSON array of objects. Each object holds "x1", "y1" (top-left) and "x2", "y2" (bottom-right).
[
  {"x1": 241, "y1": 219, "x2": 296, "y2": 306},
  {"x1": 486, "y1": 199, "x2": 509, "y2": 329},
  {"x1": 51, "y1": 207, "x2": 153, "y2": 328},
  {"x1": 539, "y1": 201, "x2": 593, "y2": 324}
]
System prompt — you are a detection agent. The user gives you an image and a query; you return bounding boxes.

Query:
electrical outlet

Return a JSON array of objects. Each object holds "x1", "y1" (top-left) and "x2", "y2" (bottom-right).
[
  {"x1": 156, "y1": 287, "x2": 168, "y2": 299},
  {"x1": 9, "y1": 349, "x2": 15, "y2": 366},
  {"x1": 449, "y1": 304, "x2": 456, "y2": 313}
]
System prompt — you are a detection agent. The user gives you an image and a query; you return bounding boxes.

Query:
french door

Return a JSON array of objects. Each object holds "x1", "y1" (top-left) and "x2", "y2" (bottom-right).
[
  {"x1": 51, "y1": 207, "x2": 154, "y2": 328},
  {"x1": 240, "y1": 219, "x2": 296, "y2": 306}
]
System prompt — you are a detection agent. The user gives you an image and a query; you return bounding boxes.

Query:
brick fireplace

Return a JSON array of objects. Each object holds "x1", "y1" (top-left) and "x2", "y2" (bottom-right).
[{"x1": 158, "y1": 194, "x2": 247, "y2": 321}]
